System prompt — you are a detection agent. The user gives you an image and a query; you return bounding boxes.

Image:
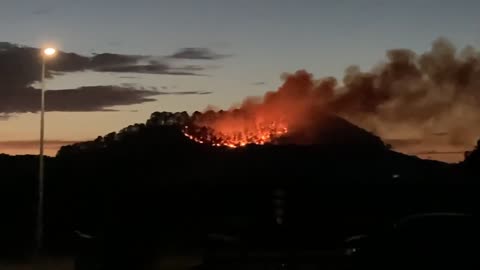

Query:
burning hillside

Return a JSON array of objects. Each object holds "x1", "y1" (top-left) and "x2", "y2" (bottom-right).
[
  {"x1": 56, "y1": 38, "x2": 480, "y2": 161},
  {"x1": 181, "y1": 38, "x2": 480, "y2": 153},
  {"x1": 180, "y1": 109, "x2": 383, "y2": 150},
  {"x1": 182, "y1": 110, "x2": 289, "y2": 148},
  {"x1": 181, "y1": 70, "x2": 331, "y2": 148},
  {"x1": 183, "y1": 123, "x2": 288, "y2": 148},
  {"x1": 56, "y1": 109, "x2": 385, "y2": 159}
]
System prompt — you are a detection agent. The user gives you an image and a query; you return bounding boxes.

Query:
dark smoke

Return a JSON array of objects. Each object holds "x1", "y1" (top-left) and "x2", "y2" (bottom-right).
[
  {"x1": 199, "y1": 38, "x2": 480, "y2": 149},
  {"x1": 331, "y1": 37, "x2": 480, "y2": 147}
]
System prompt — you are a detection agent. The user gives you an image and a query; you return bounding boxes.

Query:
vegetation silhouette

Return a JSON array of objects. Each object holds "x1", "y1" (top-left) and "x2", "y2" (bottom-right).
[{"x1": 0, "y1": 111, "x2": 477, "y2": 269}]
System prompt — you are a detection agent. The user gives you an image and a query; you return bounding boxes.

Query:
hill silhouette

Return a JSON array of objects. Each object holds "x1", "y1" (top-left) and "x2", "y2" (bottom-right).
[
  {"x1": 55, "y1": 110, "x2": 455, "y2": 185},
  {"x1": 0, "y1": 111, "x2": 477, "y2": 267},
  {"x1": 461, "y1": 140, "x2": 480, "y2": 177}
]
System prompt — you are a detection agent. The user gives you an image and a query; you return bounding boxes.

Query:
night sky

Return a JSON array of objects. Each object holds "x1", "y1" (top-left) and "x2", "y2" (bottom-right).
[{"x1": 1, "y1": 0, "x2": 479, "y2": 160}]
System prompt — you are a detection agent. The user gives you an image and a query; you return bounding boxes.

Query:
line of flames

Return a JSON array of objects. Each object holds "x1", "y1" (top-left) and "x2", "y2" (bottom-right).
[{"x1": 182, "y1": 124, "x2": 289, "y2": 148}]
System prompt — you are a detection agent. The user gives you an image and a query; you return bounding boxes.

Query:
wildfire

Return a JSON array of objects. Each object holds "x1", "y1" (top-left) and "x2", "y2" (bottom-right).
[{"x1": 183, "y1": 122, "x2": 289, "y2": 148}]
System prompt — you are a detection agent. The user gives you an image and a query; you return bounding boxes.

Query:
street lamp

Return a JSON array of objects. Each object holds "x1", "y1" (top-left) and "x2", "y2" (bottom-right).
[{"x1": 36, "y1": 47, "x2": 56, "y2": 255}]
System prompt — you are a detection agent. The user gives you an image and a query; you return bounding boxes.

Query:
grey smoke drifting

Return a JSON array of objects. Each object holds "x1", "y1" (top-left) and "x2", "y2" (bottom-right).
[
  {"x1": 330, "y1": 37, "x2": 480, "y2": 146},
  {"x1": 205, "y1": 38, "x2": 480, "y2": 148}
]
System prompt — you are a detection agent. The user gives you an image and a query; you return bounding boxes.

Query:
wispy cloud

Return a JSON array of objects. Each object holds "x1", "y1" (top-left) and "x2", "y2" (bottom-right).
[
  {"x1": 169, "y1": 47, "x2": 231, "y2": 60},
  {"x1": 95, "y1": 64, "x2": 205, "y2": 76},
  {"x1": 157, "y1": 91, "x2": 212, "y2": 95}
]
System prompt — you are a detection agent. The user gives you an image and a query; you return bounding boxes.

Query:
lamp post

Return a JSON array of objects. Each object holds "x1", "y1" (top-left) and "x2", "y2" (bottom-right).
[{"x1": 36, "y1": 47, "x2": 56, "y2": 255}]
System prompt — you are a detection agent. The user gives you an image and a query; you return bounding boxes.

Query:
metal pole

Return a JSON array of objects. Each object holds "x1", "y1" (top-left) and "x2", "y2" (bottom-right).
[{"x1": 36, "y1": 55, "x2": 46, "y2": 255}]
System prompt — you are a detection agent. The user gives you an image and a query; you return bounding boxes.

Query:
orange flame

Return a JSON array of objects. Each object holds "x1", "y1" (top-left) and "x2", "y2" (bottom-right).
[{"x1": 183, "y1": 121, "x2": 288, "y2": 148}]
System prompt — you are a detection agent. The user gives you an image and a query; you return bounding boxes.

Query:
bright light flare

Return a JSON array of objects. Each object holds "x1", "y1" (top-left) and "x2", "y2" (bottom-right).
[{"x1": 43, "y1": 48, "x2": 56, "y2": 56}]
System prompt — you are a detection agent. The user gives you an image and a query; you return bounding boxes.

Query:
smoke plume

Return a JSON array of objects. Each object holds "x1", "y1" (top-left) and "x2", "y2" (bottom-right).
[
  {"x1": 331, "y1": 37, "x2": 480, "y2": 147},
  {"x1": 194, "y1": 37, "x2": 480, "y2": 148}
]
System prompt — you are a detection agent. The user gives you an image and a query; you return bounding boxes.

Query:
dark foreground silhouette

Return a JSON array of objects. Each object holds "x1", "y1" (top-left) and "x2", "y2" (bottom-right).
[{"x1": 0, "y1": 112, "x2": 479, "y2": 269}]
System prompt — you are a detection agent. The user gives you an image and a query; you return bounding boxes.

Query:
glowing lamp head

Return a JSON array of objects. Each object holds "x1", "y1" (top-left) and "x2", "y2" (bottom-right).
[{"x1": 43, "y1": 48, "x2": 56, "y2": 56}]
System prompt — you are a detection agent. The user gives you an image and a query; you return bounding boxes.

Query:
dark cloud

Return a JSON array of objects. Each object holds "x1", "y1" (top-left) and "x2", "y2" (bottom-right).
[
  {"x1": 92, "y1": 59, "x2": 206, "y2": 75},
  {"x1": 94, "y1": 64, "x2": 202, "y2": 76},
  {"x1": 196, "y1": 91, "x2": 212, "y2": 95},
  {"x1": 0, "y1": 43, "x2": 90, "y2": 86},
  {"x1": 157, "y1": 91, "x2": 212, "y2": 95},
  {"x1": 0, "y1": 43, "x2": 205, "y2": 87},
  {"x1": 0, "y1": 43, "x2": 215, "y2": 116},
  {"x1": 0, "y1": 43, "x2": 48, "y2": 86},
  {"x1": 89, "y1": 53, "x2": 147, "y2": 69},
  {"x1": 0, "y1": 84, "x2": 211, "y2": 116},
  {"x1": 49, "y1": 52, "x2": 91, "y2": 72},
  {"x1": 169, "y1": 47, "x2": 230, "y2": 60},
  {"x1": 0, "y1": 86, "x2": 159, "y2": 113}
]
